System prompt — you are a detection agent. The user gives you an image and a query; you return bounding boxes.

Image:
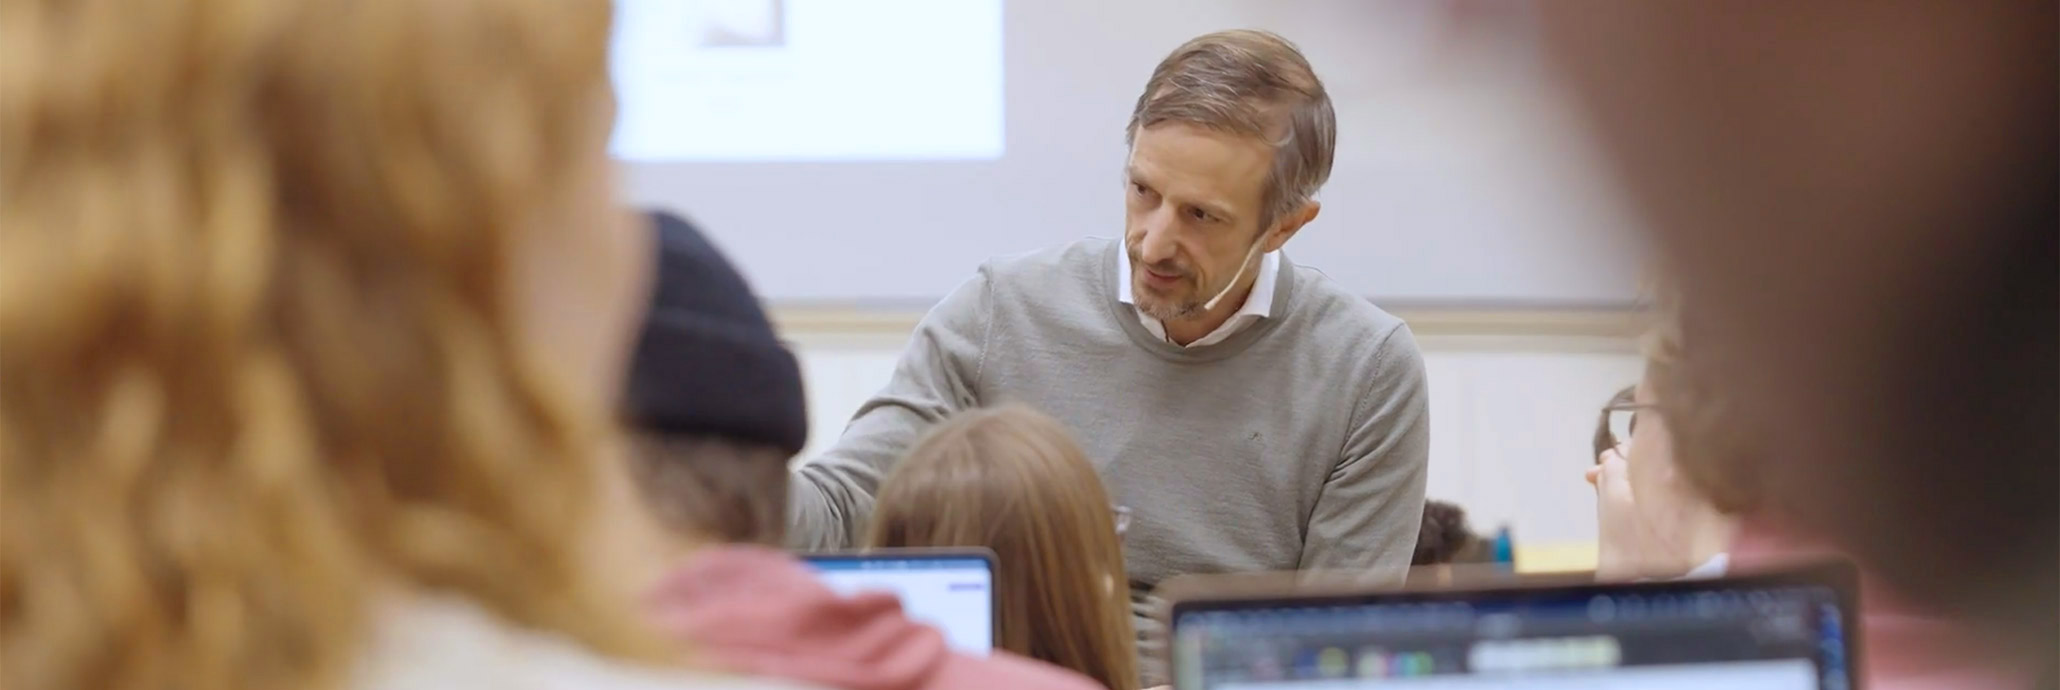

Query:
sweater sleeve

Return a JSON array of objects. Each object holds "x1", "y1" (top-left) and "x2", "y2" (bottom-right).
[
  {"x1": 1297, "y1": 323, "x2": 1431, "y2": 578},
  {"x1": 785, "y1": 269, "x2": 993, "y2": 551}
]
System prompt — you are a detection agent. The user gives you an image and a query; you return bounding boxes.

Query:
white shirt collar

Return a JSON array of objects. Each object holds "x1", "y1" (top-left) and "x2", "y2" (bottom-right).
[
  {"x1": 1682, "y1": 552, "x2": 1730, "y2": 580},
  {"x1": 1117, "y1": 250, "x2": 1280, "y2": 348}
]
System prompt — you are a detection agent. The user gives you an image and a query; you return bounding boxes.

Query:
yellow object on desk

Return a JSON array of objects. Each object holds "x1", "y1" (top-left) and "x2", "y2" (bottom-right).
[{"x1": 1514, "y1": 541, "x2": 1599, "y2": 574}]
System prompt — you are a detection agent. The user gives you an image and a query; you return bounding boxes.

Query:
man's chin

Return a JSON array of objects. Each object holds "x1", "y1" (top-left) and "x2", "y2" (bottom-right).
[
  {"x1": 1132, "y1": 278, "x2": 1197, "y2": 316},
  {"x1": 1136, "y1": 300, "x2": 1200, "y2": 322}
]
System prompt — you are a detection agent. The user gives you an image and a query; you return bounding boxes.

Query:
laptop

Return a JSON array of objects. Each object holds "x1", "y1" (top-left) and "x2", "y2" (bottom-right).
[
  {"x1": 801, "y1": 548, "x2": 999, "y2": 655},
  {"x1": 1164, "y1": 561, "x2": 1860, "y2": 689}
]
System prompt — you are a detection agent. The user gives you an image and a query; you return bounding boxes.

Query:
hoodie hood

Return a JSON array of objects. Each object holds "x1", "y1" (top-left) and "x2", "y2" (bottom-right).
[{"x1": 646, "y1": 545, "x2": 1099, "y2": 690}]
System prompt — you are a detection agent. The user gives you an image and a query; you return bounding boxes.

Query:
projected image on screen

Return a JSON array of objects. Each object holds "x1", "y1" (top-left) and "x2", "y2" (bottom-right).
[
  {"x1": 695, "y1": 0, "x2": 784, "y2": 48},
  {"x1": 611, "y1": 0, "x2": 1005, "y2": 162}
]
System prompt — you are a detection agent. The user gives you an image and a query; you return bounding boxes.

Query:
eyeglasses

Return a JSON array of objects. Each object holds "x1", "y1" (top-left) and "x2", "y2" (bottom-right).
[{"x1": 1592, "y1": 385, "x2": 1658, "y2": 461}]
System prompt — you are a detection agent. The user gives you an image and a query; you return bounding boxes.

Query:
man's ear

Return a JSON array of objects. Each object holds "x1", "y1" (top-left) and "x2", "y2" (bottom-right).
[{"x1": 1261, "y1": 200, "x2": 1321, "y2": 253}]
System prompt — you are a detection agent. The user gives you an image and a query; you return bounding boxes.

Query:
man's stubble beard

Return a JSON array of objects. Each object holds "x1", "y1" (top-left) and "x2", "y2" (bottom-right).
[{"x1": 1133, "y1": 274, "x2": 1204, "y2": 322}]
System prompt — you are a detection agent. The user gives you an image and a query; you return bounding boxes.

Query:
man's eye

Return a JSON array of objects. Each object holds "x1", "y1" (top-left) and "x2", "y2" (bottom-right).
[
  {"x1": 1187, "y1": 207, "x2": 1212, "y2": 223},
  {"x1": 1130, "y1": 182, "x2": 1152, "y2": 196}
]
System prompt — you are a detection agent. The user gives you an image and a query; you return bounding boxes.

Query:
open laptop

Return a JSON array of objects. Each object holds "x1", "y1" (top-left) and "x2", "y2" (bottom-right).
[
  {"x1": 801, "y1": 548, "x2": 998, "y2": 655},
  {"x1": 1164, "y1": 561, "x2": 1859, "y2": 690}
]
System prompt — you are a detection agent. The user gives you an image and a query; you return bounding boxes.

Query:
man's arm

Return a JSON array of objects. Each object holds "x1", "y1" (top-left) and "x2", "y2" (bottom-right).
[
  {"x1": 1298, "y1": 323, "x2": 1431, "y2": 580},
  {"x1": 785, "y1": 270, "x2": 993, "y2": 551}
]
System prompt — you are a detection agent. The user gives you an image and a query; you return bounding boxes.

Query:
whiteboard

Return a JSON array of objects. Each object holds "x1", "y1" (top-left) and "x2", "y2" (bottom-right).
[{"x1": 617, "y1": 0, "x2": 1640, "y2": 307}]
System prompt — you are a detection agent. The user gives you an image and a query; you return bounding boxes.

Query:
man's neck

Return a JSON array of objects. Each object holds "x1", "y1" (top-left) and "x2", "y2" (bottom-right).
[{"x1": 1163, "y1": 276, "x2": 1256, "y2": 346}]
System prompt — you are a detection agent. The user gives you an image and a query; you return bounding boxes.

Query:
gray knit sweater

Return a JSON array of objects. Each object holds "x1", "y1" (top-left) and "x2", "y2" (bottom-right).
[{"x1": 787, "y1": 237, "x2": 1430, "y2": 683}]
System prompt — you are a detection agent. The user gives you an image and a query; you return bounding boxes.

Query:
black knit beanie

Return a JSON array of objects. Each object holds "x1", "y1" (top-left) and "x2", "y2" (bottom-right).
[{"x1": 623, "y1": 210, "x2": 808, "y2": 455}]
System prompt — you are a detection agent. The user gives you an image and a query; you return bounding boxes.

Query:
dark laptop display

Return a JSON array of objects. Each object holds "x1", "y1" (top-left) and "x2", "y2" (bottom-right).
[{"x1": 1168, "y1": 563, "x2": 1858, "y2": 690}]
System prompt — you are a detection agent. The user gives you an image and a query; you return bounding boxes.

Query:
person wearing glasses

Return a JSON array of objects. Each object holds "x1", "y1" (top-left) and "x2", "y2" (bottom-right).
[{"x1": 1586, "y1": 313, "x2": 1743, "y2": 582}]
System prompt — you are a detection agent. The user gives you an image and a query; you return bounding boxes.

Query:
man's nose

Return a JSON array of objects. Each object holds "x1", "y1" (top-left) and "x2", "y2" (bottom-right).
[{"x1": 1136, "y1": 208, "x2": 1180, "y2": 265}]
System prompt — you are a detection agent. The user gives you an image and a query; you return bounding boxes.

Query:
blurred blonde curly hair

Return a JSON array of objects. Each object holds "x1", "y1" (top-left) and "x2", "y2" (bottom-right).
[{"x1": 0, "y1": 1, "x2": 660, "y2": 689}]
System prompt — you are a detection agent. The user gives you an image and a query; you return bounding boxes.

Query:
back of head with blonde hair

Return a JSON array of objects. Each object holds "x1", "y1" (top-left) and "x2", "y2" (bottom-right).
[
  {"x1": 0, "y1": 1, "x2": 656, "y2": 689},
  {"x1": 866, "y1": 405, "x2": 1140, "y2": 690}
]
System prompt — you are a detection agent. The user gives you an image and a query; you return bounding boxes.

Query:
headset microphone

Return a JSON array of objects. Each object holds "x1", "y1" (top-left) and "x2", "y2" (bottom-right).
[{"x1": 1202, "y1": 235, "x2": 1268, "y2": 311}]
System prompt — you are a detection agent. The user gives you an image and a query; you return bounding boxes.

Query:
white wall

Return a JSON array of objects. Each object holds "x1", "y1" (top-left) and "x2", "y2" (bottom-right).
[
  {"x1": 777, "y1": 309, "x2": 1642, "y2": 550},
  {"x1": 623, "y1": 0, "x2": 1641, "y2": 305}
]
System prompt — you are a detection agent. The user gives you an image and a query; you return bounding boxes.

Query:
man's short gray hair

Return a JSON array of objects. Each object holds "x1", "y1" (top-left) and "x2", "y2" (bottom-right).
[{"x1": 1125, "y1": 29, "x2": 1336, "y2": 228}]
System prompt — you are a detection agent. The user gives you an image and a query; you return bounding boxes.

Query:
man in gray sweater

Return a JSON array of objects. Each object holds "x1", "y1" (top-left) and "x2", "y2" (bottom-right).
[{"x1": 788, "y1": 30, "x2": 1429, "y2": 682}]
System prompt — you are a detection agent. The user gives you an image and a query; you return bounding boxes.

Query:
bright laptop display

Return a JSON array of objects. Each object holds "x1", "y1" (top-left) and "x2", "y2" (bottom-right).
[
  {"x1": 1168, "y1": 562, "x2": 1859, "y2": 690},
  {"x1": 802, "y1": 549, "x2": 997, "y2": 655}
]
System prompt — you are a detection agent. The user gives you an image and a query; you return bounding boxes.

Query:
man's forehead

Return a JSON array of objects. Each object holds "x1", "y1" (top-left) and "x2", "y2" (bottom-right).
[{"x1": 1128, "y1": 124, "x2": 1271, "y2": 211}]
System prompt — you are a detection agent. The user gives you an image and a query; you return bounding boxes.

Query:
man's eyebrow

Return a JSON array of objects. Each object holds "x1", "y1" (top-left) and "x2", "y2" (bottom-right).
[{"x1": 1127, "y1": 165, "x2": 1238, "y2": 220}]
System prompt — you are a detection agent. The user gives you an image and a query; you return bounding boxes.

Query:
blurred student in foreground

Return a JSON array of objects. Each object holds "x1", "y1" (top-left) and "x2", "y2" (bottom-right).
[
  {"x1": 0, "y1": 2, "x2": 806, "y2": 689},
  {"x1": 869, "y1": 406, "x2": 1142, "y2": 690},
  {"x1": 1539, "y1": 1, "x2": 2055, "y2": 686},
  {"x1": 627, "y1": 212, "x2": 1099, "y2": 690}
]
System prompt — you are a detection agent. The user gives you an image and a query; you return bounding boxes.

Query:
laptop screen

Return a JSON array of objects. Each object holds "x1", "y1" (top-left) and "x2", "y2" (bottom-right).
[
  {"x1": 1169, "y1": 565, "x2": 1856, "y2": 690},
  {"x1": 802, "y1": 551, "x2": 997, "y2": 655}
]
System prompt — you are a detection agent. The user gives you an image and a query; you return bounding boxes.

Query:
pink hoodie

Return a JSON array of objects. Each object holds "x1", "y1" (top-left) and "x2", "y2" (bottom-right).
[{"x1": 647, "y1": 545, "x2": 1105, "y2": 690}]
